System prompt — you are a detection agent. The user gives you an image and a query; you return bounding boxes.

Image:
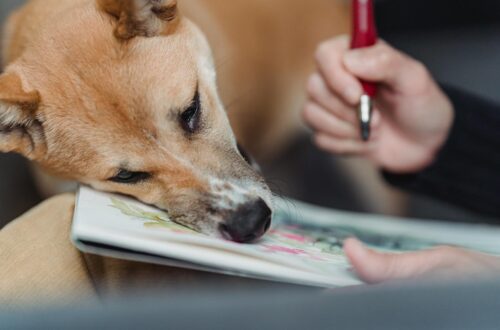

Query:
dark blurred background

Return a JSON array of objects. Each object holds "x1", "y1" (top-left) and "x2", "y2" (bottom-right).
[
  {"x1": 263, "y1": 0, "x2": 500, "y2": 224},
  {"x1": 1, "y1": 0, "x2": 500, "y2": 228}
]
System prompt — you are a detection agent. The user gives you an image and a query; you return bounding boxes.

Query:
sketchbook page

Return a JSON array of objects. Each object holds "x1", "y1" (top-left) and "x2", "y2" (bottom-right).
[
  {"x1": 275, "y1": 199, "x2": 500, "y2": 255},
  {"x1": 74, "y1": 239, "x2": 314, "y2": 286},
  {"x1": 75, "y1": 231, "x2": 356, "y2": 288},
  {"x1": 72, "y1": 186, "x2": 361, "y2": 287}
]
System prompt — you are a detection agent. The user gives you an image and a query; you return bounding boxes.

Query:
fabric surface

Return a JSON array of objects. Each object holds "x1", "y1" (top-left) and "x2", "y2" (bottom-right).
[
  {"x1": 0, "y1": 194, "x2": 263, "y2": 309},
  {"x1": 0, "y1": 194, "x2": 98, "y2": 308},
  {"x1": 384, "y1": 85, "x2": 500, "y2": 219}
]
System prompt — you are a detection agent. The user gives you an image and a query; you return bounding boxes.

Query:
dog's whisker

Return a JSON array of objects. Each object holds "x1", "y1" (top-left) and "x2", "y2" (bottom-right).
[{"x1": 264, "y1": 178, "x2": 288, "y2": 196}]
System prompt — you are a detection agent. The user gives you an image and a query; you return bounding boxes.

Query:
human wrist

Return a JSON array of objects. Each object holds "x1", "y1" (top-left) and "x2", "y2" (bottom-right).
[
  {"x1": 424, "y1": 91, "x2": 455, "y2": 166},
  {"x1": 403, "y1": 80, "x2": 454, "y2": 171}
]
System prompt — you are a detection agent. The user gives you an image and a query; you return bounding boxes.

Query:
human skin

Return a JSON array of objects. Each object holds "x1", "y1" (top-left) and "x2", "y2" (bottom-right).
[
  {"x1": 304, "y1": 35, "x2": 500, "y2": 283},
  {"x1": 344, "y1": 238, "x2": 500, "y2": 284}
]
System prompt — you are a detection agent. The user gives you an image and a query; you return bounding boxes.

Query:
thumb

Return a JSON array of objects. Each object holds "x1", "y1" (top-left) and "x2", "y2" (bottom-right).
[
  {"x1": 344, "y1": 238, "x2": 443, "y2": 284},
  {"x1": 343, "y1": 42, "x2": 427, "y2": 94}
]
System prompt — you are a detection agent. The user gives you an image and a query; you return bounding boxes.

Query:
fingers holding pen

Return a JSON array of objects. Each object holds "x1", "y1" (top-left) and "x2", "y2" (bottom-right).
[
  {"x1": 314, "y1": 36, "x2": 364, "y2": 106},
  {"x1": 307, "y1": 35, "x2": 390, "y2": 154},
  {"x1": 303, "y1": 105, "x2": 382, "y2": 156},
  {"x1": 306, "y1": 73, "x2": 358, "y2": 125},
  {"x1": 303, "y1": 101, "x2": 359, "y2": 139},
  {"x1": 303, "y1": 95, "x2": 383, "y2": 153},
  {"x1": 342, "y1": 41, "x2": 430, "y2": 94},
  {"x1": 315, "y1": 36, "x2": 430, "y2": 103}
]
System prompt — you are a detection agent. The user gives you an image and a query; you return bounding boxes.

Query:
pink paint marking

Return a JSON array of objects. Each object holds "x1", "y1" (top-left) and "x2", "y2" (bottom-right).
[
  {"x1": 279, "y1": 232, "x2": 309, "y2": 243},
  {"x1": 263, "y1": 245, "x2": 306, "y2": 255}
]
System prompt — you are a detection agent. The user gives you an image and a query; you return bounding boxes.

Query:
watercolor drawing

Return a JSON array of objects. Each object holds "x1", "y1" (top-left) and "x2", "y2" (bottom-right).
[
  {"x1": 109, "y1": 197, "x2": 439, "y2": 270},
  {"x1": 272, "y1": 212, "x2": 439, "y2": 252},
  {"x1": 110, "y1": 198, "x2": 198, "y2": 234},
  {"x1": 109, "y1": 197, "x2": 348, "y2": 266}
]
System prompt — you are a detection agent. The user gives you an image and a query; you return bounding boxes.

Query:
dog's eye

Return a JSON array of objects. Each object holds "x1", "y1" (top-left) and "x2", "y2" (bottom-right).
[
  {"x1": 109, "y1": 169, "x2": 151, "y2": 184},
  {"x1": 180, "y1": 91, "x2": 201, "y2": 133}
]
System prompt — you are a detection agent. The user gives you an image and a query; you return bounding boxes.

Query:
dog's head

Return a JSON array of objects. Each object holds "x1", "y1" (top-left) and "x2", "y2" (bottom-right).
[{"x1": 0, "y1": 0, "x2": 272, "y2": 242}]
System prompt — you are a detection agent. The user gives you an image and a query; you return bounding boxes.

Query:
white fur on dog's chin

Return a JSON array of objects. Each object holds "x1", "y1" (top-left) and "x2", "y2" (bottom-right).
[{"x1": 209, "y1": 177, "x2": 273, "y2": 213}]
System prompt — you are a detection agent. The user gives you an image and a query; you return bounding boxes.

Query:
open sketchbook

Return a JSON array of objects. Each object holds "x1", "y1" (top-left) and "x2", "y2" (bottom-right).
[{"x1": 72, "y1": 186, "x2": 500, "y2": 288}]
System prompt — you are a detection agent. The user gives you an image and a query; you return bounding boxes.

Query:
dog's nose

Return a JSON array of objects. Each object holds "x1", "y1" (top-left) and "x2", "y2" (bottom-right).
[{"x1": 219, "y1": 198, "x2": 272, "y2": 243}]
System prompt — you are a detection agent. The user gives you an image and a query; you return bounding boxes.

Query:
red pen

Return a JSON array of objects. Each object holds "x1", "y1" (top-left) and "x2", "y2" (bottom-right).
[{"x1": 351, "y1": 0, "x2": 378, "y2": 141}]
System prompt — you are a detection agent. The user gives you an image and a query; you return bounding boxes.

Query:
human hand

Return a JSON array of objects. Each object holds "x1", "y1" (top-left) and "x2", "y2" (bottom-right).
[
  {"x1": 344, "y1": 238, "x2": 500, "y2": 284},
  {"x1": 303, "y1": 36, "x2": 454, "y2": 173}
]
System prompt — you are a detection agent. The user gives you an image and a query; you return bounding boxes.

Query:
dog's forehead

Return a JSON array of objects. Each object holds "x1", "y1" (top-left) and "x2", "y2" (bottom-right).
[
  {"x1": 24, "y1": 13, "x2": 210, "y2": 110},
  {"x1": 30, "y1": 24, "x2": 213, "y2": 132}
]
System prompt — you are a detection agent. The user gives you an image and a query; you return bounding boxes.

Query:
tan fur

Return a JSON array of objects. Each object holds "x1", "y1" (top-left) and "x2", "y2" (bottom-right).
[
  {"x1": 0, "y1": 0, "x2": 352, "y2": 234},
  {"x1": 0, "y1": 71, "x2": 45, "y2": 159},
  {"x1": 98, "y1": 0, "x2": 180, "y2": 40},
  {"x1": 0, "y1": 71, "x2": 40, "y2": 123},
  {"x1": 2, "y1": 0, "x2": 350, "y2": 156},
  {"x1": 0, "y1": 0, "x2": 270, "y2": 235},
  {"x1": 179, "y1": 0, "x2": 350, "y2": 157}
]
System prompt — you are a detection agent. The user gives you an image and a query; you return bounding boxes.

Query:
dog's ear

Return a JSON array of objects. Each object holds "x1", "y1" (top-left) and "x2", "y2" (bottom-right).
[
  {"x1": 0, "y1": 72, "x2": 46, "y2": 160},
  {"x1": 97, "y1": 0, "x2": 180, "y2": 40}
]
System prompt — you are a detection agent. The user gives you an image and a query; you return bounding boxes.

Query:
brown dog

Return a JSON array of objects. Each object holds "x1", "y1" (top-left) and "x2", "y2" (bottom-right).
[{"x1": 0, "y1": 0, "x2": 349, "y2": 241}]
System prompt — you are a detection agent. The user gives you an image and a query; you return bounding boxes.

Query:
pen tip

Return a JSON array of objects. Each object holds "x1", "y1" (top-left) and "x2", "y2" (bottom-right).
[{"x1": 361, "y1": 122, "x2": 370, "y2": 141}]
